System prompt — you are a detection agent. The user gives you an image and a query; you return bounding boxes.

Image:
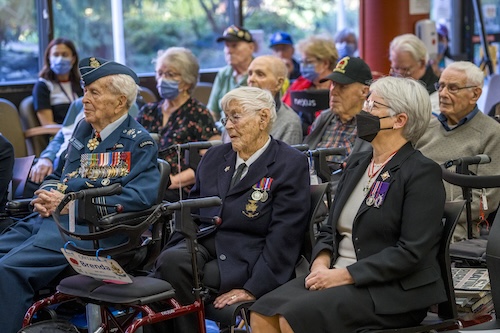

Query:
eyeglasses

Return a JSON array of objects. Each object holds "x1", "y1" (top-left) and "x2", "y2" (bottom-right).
[
  {"x1": 156, "y1": 70, "x2": 181, "y2": 80},
  {"x1": 389, "y1": 66, "x2": 414, "y2": 77},
  {"x1": 220, "y1": 112, "x2": 252, "y2": 126},
  {"x1": 434, "y1": 82, "x2": 477, "y2": 94},
  {"x1": 300, "y1": 58, "x2": 319, "y2": 66},
  {"x1": 363, "y1": 99, "x2": 391, "y2": 113}
]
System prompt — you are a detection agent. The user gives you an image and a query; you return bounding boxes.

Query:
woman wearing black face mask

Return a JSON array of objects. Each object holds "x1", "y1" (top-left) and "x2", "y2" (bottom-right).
[
  {"x1": 136, "y1": 47, "x2": 220, "y2": 202},
  {"x1": 250, "y1": 76, "x2": 447, "y2": 332}
]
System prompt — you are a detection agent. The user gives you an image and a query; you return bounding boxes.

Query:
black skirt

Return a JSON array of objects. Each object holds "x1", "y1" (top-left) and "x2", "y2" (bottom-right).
[{"x1": 249, "y1": 275, "x2": 428, "y2": 333}]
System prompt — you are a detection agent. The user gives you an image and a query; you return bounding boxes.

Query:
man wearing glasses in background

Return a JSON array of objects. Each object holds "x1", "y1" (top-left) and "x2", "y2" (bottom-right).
[
  {"x1": 389, "y1": 33, "x2": 440, "y2": 116},
  {"x1": 416, "y1": 61, "x2": 500, "y2": 242}
]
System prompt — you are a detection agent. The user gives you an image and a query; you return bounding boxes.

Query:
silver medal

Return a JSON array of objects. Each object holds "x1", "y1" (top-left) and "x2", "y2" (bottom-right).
[
  {"x1": 366, "y1": 196, "x2": 375, "y2": 206},
  {"x1": 251, "y1": 191, "x2": 263, "y2": 201}
]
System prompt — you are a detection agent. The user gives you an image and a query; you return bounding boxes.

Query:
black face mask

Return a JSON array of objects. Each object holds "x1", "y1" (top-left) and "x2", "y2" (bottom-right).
[{"x1": 355, "y1": 110, "x2": 393, "y2": 142}]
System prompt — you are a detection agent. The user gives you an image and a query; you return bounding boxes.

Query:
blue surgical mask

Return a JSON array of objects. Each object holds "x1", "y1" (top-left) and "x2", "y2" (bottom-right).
[
  {"x1": 336, "y1": 42, "x2": 357, "y2": 59},
  {"x1": 157, "y1": 79, "x2": 180, "y2": 100},
  {"x1": 50, "y1": 56, "x2": 73, "y2": 75},
  {"x1": 300, "y1": 63, "x2": 318, "y2": 82},
  {"x1": 438, "y1": 42, "x2": 447, "y2": 55}
]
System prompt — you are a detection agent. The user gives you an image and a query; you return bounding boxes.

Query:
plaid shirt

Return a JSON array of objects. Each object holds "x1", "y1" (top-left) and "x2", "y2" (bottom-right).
[{"x1": 315, "y1": 114, "x2": 357, "y2": 163}]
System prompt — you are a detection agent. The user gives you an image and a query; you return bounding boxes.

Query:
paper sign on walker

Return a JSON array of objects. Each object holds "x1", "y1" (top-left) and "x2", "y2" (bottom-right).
[{"x1": 61, "y1": 248, "x2": 133, "y2": 284}]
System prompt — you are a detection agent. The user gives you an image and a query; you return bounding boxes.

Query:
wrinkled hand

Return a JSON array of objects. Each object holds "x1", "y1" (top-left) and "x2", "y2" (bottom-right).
[
  {"x1": 213, "y1": 289, "x2": 255, "y2": 309},
  {"x1": 31, "y1": 189, "x2": 67, "y2": 217},
  {"x1": 29, "y1": 158, "x2": 54, "y2": 183},
  {"x1": 304, "y1": 266, "x2": 354, "y2": 291}
]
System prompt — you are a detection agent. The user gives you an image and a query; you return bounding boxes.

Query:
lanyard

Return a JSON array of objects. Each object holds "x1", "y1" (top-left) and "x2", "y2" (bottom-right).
[{"x1": 57, "y1": 81, "x2": 75, "y2": 103}]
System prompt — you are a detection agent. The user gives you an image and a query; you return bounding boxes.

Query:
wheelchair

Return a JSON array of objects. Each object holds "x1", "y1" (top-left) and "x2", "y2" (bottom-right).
[
  {"x1": 441, "y1": 157, "x2": 500, "y2": 268},
  {"x1": 22, "y1": 181, "x2": 222, "y2": 333}
]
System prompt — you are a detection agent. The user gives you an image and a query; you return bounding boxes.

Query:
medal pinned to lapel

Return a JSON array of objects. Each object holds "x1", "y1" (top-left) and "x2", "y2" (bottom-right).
[
  {"x1": 87, "y1": 132, "x2": 101, "y2": 151},
  {"x1": 224, "y1": 166, "x2": 230, "y2": 172},
  {"x1": 365, "y1": 181, "x2": 390, "y2": 208},
  {"x1": 381, "y1": 171, "x2": 390, "y2": 181},
  {"x1": 252, "y1": 177, "x2": 273, "y2": 203}
]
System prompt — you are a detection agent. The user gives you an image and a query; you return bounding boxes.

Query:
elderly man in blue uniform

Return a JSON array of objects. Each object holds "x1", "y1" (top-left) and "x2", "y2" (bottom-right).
[
  {"x1": 0, "y1": 57, "x2": 159, "y2": 333},
  {"x1": 150, "y1": 86, "x2": 310, "y2": 333}
]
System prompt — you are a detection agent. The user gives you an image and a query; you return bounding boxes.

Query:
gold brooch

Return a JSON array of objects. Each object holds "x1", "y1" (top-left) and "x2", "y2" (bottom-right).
[{"x1": 87, "y1": 137, "x2": 99, "y2": 151}]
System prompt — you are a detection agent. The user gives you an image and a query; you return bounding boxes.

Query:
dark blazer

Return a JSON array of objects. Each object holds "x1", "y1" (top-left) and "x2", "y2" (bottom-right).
[
  {"x1": 312, "y1": 142, "x2": 447, "y2": 314},
  {"x1": 171, "y1": 138, "x2": 310, "y2": 298},
  {"x1": 0, "y1": 135, "x2": 14, "y2": 211},
  {"x1": 33, "y1": 115, "x2": 159, "y2": 252}
]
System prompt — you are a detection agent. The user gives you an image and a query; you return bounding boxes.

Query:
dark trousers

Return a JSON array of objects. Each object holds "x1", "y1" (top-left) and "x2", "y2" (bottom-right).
[{"x1": 147, "y1": 235, "x2": 217, "y2": 333}]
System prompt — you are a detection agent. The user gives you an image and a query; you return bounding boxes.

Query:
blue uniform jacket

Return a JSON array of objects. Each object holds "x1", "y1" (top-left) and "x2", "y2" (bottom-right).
[
  {"x1": 34, "y1": 115, "x2": 159, "y2": 252},
  {"x1": 171, "y1": 138, "x2": 310, "y2": 298},
  {"x1": 312, "y1": 142, "x2": 447, "y2": 314}
]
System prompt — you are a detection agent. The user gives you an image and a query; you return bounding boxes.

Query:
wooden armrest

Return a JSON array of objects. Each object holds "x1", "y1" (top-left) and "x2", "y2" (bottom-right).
[{"x1": 24, "y1": 124, "x2": 62, "y2": 138}]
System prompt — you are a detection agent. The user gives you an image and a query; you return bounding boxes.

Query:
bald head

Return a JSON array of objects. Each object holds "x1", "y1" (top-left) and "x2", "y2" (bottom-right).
[{"x1": 247, "y1": 55, "x2": 287, "y2": 96}]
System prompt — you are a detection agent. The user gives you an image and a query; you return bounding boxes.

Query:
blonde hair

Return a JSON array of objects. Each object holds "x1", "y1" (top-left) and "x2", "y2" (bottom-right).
[{"x1": 297, "y1": 35, "x2": 339, "y2": 70}]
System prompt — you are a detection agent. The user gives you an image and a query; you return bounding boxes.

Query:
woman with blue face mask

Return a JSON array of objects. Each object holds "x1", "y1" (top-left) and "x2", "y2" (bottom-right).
[
  {"x1": 282, "y1": 35, "x2": 339, "y2": 136},
  {"x1": 136, "y1": 47, "x2": 221, "y2": 202},
  {"x1": 32, "y1": 38, "x2": 82, "y2": 125}
]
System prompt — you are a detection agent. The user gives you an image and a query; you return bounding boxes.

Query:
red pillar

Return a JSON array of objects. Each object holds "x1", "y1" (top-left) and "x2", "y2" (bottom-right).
[{"x1": 359, "y1": 0, "x2": 429, "y2": 78}]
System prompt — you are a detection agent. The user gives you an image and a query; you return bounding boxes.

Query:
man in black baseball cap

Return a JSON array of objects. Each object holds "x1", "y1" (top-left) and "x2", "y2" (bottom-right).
[
  {"x1": 304, "y1": 56, "x2": 373, "y2": 172},
  {"x1": 319, "y1": 56, "x2": 372, "y2": 85},
  {"x1": 208, "y1": 26, "x2": 255, "y2": 126}
]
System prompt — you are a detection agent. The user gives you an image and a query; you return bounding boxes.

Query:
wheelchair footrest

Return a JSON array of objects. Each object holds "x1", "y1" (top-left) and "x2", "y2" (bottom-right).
[{"x1": 57, "y1": 275, "x2": 175, "y2": 305}]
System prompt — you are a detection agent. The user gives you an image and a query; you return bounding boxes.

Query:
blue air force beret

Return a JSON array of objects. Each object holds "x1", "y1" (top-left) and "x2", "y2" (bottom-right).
[{"x1": 79, "y1": 57, "x2": 139, "y2": 87}]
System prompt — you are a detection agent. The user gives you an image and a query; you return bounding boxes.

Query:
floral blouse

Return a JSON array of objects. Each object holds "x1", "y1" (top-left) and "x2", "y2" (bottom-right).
[{"x1": 136, "y1": 97, "x2": 219, "y2": 174}]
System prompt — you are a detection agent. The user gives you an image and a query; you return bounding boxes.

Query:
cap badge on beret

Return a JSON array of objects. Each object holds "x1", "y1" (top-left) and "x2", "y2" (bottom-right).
[
  {"x1": 89, "y1": 57, "x2": 101, "y2": 68},
  {"x1": 334, "y1": 57, "x2": 350, "y2": 74}
]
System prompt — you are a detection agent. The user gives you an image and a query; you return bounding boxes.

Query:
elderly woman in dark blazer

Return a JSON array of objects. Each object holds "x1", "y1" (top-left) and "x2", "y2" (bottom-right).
[
  {"x1": 150, "y1": 86, "x2": 310, "y2": 333},
  {"x1": 250, "y1": 76, "x2": 446, "y2": 332}
]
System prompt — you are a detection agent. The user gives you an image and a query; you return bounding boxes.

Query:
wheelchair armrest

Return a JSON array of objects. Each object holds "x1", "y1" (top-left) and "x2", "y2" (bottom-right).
[
  {"x1": 97, "y1": 206, "x2": 160, "y2": 229},
  {"x1": 204, "y1": 300, "x2": 255, "y2": 327},
  {"x1": 6, "y1": 198, "x2": 33, "y2": 217}
]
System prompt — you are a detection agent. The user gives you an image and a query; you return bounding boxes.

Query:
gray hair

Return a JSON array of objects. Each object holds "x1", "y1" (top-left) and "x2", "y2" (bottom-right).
[
  {"x1": 370, "y1": 76, "x2": 431, "y2": 143},
  {"x1": 389, "y1": 33, "x2": 429, "y2": 63},
  {"x1": 155, "y1": 47, "x2": 200, "y2": 93},
  {"x1": 220, "y1": 86, "x2": 277, "y2": 131},
  {"x1": 444, "y1": 61, "x2": 484, "y2": 88},
  {"x1": 106, "y1": 74, "x2": 138, "y2": 110}
]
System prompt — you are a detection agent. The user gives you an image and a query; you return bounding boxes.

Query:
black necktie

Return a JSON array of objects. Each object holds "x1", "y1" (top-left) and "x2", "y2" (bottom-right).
[{"x1": 230, "y1": 163, "x2": 247, "y2": 189}]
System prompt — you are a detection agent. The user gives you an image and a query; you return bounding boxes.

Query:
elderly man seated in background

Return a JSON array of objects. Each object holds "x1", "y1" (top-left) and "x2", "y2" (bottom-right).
[
  {"x1": 304, "y1": 56, "x2": 372, "y2": 172},
  {"x1": 389, "y1": 33, "x2": 440, "y2": 116},
  {"x1": 269, "y1": 31, "x2": 300, "y2": 80},
  {"x1": 416, "y1": 61, "x2": 500, "y2": 242},
  {"x1": 208, "y1": 25, "x2": 255, "y2": 129},
  {"x1": 0, "y1": 57, "x2": 159, "y2": 333},
  {"x1": 149, "y1": 86, "x2": 310, "y2": 333},
  {"x1": 247, "y1": 55, "x2": 302, "y2": 145}
]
